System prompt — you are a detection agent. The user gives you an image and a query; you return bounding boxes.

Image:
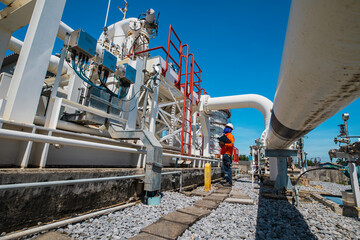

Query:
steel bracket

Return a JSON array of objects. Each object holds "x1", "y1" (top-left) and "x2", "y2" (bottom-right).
[
  {"x1": 265, "y1": 149, "x2": 298, "y2": 157},
  {"x1": 107, "y1": 127, "x2": 163, "y2": 192}
]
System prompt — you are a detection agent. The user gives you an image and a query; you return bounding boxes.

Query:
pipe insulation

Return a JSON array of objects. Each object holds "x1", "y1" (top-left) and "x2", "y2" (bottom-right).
[
  {"x1": 204, "y1": 94, "x2": 273, "y2": 129},
  {"x1": 266, "y1": 0, "x2": 360, "y2": 149}
]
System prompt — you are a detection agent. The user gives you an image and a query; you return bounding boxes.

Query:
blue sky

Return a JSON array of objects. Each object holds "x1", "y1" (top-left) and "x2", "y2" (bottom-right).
[{"x1": 5, "y1": 0, "x2": 360, "y2": 161}]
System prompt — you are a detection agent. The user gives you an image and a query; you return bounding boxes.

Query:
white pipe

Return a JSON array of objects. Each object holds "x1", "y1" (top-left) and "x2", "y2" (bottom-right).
[
  {"x1": 0, "y1": 128, "x2": 146, "y2": 154},
  {"x1": 204, "y1": 94, "x2": 273, "y2": 129},
  {"x1": 266, "y1": 0, "x2": 360, "y2": 149},
  {"x1": 0, "y1": 174, "x2": 146, "y2": 190},
  {"x1": 0, "y1": 171, "x2": 184, "y2": 191},
  {"x1": 34, "y1": 116, "x2": 110, "y2": 137},
  {"x1": 0, "y1": 202, "x2": 138, "y2": 240},
  {"x1": 163, "y1": 152, "x2": 220, "y2": 163},
  {"x1": 0, "y1": 127, "x2": 219, "y2": 163},
  {"x1": 58, "y1": 21, "x2": 74, "y2": 40},
  {"x1": 7, "y1": 37, "x2": 22, "y2": 53}
]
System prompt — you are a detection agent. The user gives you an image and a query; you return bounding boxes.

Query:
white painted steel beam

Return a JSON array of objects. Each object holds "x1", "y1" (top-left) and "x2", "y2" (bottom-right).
[
  {"x1": 124, "y1": 59, "x2": 143, "y2": 130},
  {"x1": 0, "y1": 0, "x2": 35, "y2": 32},
  {"x1": 267, "y1": 0, "x2": 360, "y2": 149},
  {"x1": 149, "y1": 76, "x2": 160, "y2": 133},
  {"x1": 3, "y1": 0, "x2": 67, "y2": 124},
  {"x1": 0, "y1": 128, "x2": 146, "y2": 154},
  {"x1": 198, "y1": 112, "x2": 211, "y2": 157},
  {"x1": 0, "y1": 0, "x2": 32, "y2": 21}
]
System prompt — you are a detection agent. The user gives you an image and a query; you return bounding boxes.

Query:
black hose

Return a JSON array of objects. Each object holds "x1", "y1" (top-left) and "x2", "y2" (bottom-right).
[{"x1": 294, "y1": 167, "x2": 344, "y2": 186}]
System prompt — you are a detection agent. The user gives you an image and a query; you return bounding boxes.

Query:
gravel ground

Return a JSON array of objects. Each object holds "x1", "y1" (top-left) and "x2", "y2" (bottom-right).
[
  {"x1": 24, "y1": 177, "x2": 359, "y2": 240},
  {"x1": 194, "y1": 184, "x2": 217, "y2": 194},
  {"x1": 25, "y1": 192, "x2": 201, "y2": 240},
  {"x1": 179, "y1": 177, "x2": 360, "y2": 240},
  {"x1": 298, "y1": 180, "x2": 352, "y2": 195}
]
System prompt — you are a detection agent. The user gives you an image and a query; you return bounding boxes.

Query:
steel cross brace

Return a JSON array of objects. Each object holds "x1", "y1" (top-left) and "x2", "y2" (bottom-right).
[{"x1": 107, "y1": 126, "x2": 163, "y2": 192}]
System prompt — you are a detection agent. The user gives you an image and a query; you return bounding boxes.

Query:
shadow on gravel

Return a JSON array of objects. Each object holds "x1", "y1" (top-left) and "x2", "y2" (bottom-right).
[{"x1": 255, "y1": 185, "x2": 316, "y2": 240}]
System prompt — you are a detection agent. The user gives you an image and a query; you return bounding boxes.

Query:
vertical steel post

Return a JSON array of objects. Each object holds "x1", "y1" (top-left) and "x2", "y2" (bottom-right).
[
  {"x1": 149, "y1": 75, "x2": 160, "y2": 133},
  {"x1": 140, "y1": 57, "x2": 149, "y2": 130},
  {"x1": 49, "y1": 33, "x2": 70, "y2": 100},
  {"x1": 3, "y1": 0, "x2": 67, "y2": 124},
  {"x1": 348, "y1": 159, "x2": 360, "y2": 207},
  {"x1": 274, "y1": 156, "x2": 292, "y2": 190},
  {"x1": 268, "y1": 157, "x2": 278, "y2": 181},
  {"x1": 126, "y1": 59, "x2": 143, "y2": 129},
  {"x1": 38, "y1": 97, "x2": 63, "y2": 168}
]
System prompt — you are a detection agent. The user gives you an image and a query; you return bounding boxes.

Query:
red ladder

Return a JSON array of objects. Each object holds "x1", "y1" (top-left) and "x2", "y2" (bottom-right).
[{"x1": 180, "y1": 54, "x2": 195, "y2": 157}]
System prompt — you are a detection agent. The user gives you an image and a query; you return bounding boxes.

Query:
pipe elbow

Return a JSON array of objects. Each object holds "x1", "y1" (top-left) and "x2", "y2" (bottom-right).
[{"x1": 205, "y1": 94, "x2": 273, "y2": 129}]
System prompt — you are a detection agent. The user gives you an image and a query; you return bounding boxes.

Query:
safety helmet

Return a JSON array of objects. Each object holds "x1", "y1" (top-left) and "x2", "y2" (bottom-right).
[{"x1": 225, "y1": 123, "x2": 234, "y2": 129}]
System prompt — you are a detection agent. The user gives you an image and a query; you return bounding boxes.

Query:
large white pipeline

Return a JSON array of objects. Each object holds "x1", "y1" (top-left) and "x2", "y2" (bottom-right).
[
  {"x1": 266, "y1": 0, "x2": 360, "y2": 149},
  {"x1": 203, "y1": 94, "x2": 273, "y2": 130}
]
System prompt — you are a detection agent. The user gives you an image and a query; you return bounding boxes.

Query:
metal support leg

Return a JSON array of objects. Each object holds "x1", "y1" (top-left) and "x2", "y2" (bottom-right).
[
  {"x1": 269, "y1": 157, "x2": 278, "y2": 181},
  {"x1": 38, "y1": 97, "x2": 62, "y2": 168},
  {"x1": 3, "y1": 0, "x2": 67, "y2": 124},
  {"x1": 19, "y1": 126, "x2": 37, "y2": 168},
  {"x1": 126, "y1": 59, "x2": 143, "y2": 130},
  {"x1": 149, "y1": 76, "x2": 160, "y2": 133},
  {"x1": 107, "y1": 127, "x2": 163, "y2": 192},
  {"x1": 198, "y1": 112, "x2": 210, "y2": 157},
  {"x1": 274, "y1": 157, "x2": 292, "y2": 190},
  {"x1": 348, "y1": 162, "x2": 360, "y2": 207},
  {"x1": 49, "y1": 33, "x2": 70, "y2": 100}
]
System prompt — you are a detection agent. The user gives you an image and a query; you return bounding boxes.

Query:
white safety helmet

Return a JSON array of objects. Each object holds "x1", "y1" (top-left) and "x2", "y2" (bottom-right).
[{"x1": 225, "y1": 123, "x2": 234, "y2": 130}]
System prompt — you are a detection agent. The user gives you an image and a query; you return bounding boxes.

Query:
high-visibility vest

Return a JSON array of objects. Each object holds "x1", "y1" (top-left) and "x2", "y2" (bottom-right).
[{"x1": 220, "y1": 133, "x2": 235, "y2": 156}]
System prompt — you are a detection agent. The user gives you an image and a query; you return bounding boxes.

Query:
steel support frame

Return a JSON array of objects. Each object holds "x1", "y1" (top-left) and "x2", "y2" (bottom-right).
[
  {"x1": 107, "y1": 127, "x2": 163, "y2": 192},
  {"x1": 348, "y1": 159, "x2": 360, "y2": 207},
  {"x1": 266, "y1": 149, "x2": 297, "y2": 190},
  {"x1": 3, "y1": 0, "x2": 67, "y2": 124},
  {"x1": 124, "y1": 59, "x2": 143, "y2": 130},
  {"x1": 148, "y1": 75, "x2": 160, "y2": 133},
  {"x1": 36, "y1": 97, "x2": 127, "y2": 168}
]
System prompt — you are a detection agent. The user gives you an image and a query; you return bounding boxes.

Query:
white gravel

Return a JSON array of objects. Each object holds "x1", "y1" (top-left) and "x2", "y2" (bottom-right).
[
  {"x1": 298, "y1": 180, "x2": 352, "y2": 195},
  {"x1": 25, "y1": 177, "x2": 360, "y2": 240},
  {"x1": 25, "y1": 192, "x2": 201, "y2": 240},
  {"x1": 179, "y1": 177, "x2": 360, "y2": 240}
]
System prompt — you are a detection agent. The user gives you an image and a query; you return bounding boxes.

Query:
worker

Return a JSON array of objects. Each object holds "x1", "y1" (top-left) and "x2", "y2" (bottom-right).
[{"x1": 219, "y1": 123, "x2": 235, "y2": 186}]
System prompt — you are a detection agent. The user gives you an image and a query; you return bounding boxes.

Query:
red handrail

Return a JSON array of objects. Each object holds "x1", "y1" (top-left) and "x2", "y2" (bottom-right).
[
  {"x1": 134, "y1": 25, "x2": 205, "y2": 101},
  {"x1": 134, "y1": 25, "x2": 208, "y2": 156}
]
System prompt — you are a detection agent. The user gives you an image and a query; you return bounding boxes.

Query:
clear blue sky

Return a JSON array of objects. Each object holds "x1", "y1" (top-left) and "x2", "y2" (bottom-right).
[{"x1": 6, "y1": 0, "x2": 360, "y2": 162}]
